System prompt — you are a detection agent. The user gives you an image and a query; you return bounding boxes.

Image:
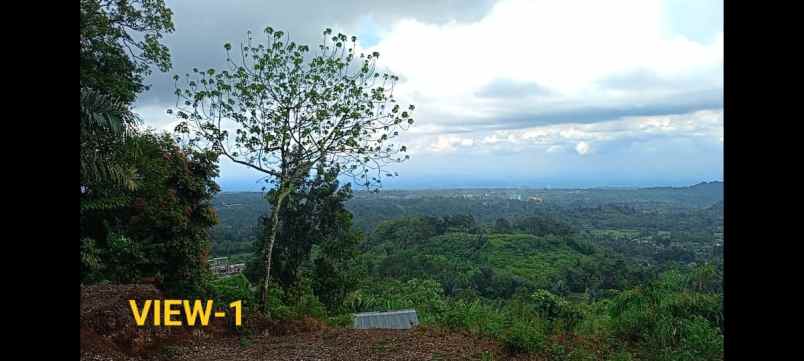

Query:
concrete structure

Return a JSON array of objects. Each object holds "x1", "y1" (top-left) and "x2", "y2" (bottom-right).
[
  {"x1": 353, "y1": 309, "x2": 419, "y2": 329},
  {"x1": 208, "y1": 257, "x2": 246, "y2": 277}
]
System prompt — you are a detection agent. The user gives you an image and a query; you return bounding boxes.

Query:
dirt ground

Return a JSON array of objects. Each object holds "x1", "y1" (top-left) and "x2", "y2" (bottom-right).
[{"x1": 80, "y1": 284, "x2": 540, "y2": 361}]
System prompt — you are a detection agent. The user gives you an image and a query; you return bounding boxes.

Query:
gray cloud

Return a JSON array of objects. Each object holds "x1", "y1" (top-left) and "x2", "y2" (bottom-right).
[
  {"x1": 135, "y1": 0, "x2": 498, "y2": 107},
  {"x1": 414, "y1": 88, "x2": 722, "y2": 134},
  {"x1": 475, "y1": 78, "x2": 554, "y2": 98},
  {"x1": 596, "y1": 69, "x2": 671, "y2": 91}
]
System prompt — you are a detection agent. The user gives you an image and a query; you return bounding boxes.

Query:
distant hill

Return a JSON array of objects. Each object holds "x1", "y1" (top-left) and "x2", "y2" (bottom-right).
[{"x1": 209, "y1": 182, "x2": 723, "y2": 256}]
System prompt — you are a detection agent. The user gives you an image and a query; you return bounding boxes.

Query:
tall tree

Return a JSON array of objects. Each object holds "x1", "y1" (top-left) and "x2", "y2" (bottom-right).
[
  {"x1": 245, "y1": 166, "x2": 354, "y2": 290},
  {"x1": 172, "y1": 27, "x2": 415, "y2": 308},
  {"x1": 80, "y1": 0, "x2": 174, "y2": 103},
  {"x1": 80, "y1": 131, "x2": 220, "y2": 295},
  {"x1": 81, "y1": 0, "x2": 175, "y2": 206}
]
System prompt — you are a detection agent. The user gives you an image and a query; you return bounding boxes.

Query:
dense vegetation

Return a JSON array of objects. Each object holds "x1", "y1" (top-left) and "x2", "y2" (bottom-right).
[
  {"x1": 210, "y1": 183, "x2": 723, "y2": 266},
  {"x1": 80, "y1": 0, "x2": 219, "y2": 296},
  {"x1": 207, "y1": 184, "x2": 723, "y2": 360}
]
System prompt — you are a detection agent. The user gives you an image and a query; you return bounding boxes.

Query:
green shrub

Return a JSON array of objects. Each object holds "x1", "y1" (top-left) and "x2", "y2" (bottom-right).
[
  {"x1": 608, "y1": 269, "x2": 723, "y2": 361},
  {"x1": 501, "y1": 317, "x2": 546, "y2": 354},
  {"x1": 649, "y1": 316, "x2": 723, "y2": 361},
  {"x1": 566, "y1": 347, "x2": 597, "y2": 361},
  {"x1": 99, "y1": 233, "x2": 147, "y2": 283},
  {"x1": 264, "y1": 285, "x2": 294, "y2": 320},
  {"x1": 352, "y1": 278, "x2": 448, "y2": 324},
  {"x1": 530, "y1": 289, "x2": 583, "y2": 331},
  {"x1": 209, "y1": 273, "x2": 256, "y2": 307},
  {"x1": 327, "y1": 313, "x2": 354, "y2": 327},
  {"x1": 450, "y1": 299, "x2": 507, "y2": 337},
  {"x1": 289, "y1": 290, "x2": 327, "y2": 320},
  {"x1": 676, "y1": 316, "x2": 723, "y2": 361},
  {"x1": 608, "y1": 350, "x2": 635, "y2": 361}
]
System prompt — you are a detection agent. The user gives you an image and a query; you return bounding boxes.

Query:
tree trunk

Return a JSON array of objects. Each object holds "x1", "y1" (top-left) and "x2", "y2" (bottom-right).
[{"x1": 258, "y1": 184, "x2": 292, "y2": 311}]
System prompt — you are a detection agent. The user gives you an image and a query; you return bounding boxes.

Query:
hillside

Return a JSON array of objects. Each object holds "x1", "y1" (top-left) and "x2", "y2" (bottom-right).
[{"x1": 358, "y1": 217, "x2": 653, "y2": 302}]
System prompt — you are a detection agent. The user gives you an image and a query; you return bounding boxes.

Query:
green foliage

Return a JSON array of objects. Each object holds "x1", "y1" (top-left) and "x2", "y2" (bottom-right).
[
  {"x1": 210, "y1": 186, "x2": 723, "y2": 268},
  {"x1": 363, "y1": 228, "x2": 634, "y2": 299},
  {"x1": 80, "y1": 237, "x2": 102, "y2": 282},
  {"x1": 80, "y1": 131, "x2": 220, "y2": 296},
  {"x1": 569, "y1": 348, "x2": 597, "y2": 361},
  {"x1": 512, "y1": 215, "x2": 575, "y2": 237},
  {"x1": 530, "y1": 289, "x2": 583, "y2": 331},
  {"x1": 345, "y1": 278, "x2": 447, "y2": 324},
  {"x1": 240, "y1": 167, "x2": 362, "y2": 314},
  {"x1": 501, "y1": 316, "x2": 546, "y2": 354},
  {"x1": 262, "y1": 284, "x2": 294, "y2": 320},
  {"x1": 80, "y1": 87, "x2": 142, "y2": 193},
  {"x1": 494, "y1": 218, "x2": 512, "y2": 233},
  {"x1": 608, "y1": 350, "x2": 635, "y2": 361},
  {"x1": 100, "y1": 233, "x2": 148, "y2": 283},
  {"x1": 79, "y1": 0, "x2": 216, "y2": 298},
  {"x1": 246, "y1": 167, "x2": 356, "y2": 288},
  {"x1": 171, "y1": 25, "x2": 417, "y2": 308},
  {"x1": 80, "y1": 233, "x2": 147, "y2": 284},
  {"x1": 285, "y1": 276, "x2": 328, "y2": 320},
  {"x1": 326, "y1": 313, "x2": 354, "y2": 327},
  {"x1": 205, "y1": 187, "x2": 722, "y2": 358},
  {"x1": 80, "y1": 0, "x2": 174, "y2": 103},
  {"x1": 209, "y1": 273, "x2": 256, "y2": 308},
  {"x1": 609, "y1": 265, "x2": 723, "y2": 361},
  {"x1": 171, "y1": 25, "x2": 415, "y2": 190},
  {"x1": 368, "y1": 216, "x2": 444, "y2": 250}
]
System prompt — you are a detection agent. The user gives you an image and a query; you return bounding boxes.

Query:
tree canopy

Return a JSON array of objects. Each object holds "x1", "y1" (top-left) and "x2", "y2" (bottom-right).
[
  {"x1": 171, "y1": 26, "x2": 416, "y2": 307},
  {"x1": 80, "y1": 0, "x2": 174, "y2": 103}
]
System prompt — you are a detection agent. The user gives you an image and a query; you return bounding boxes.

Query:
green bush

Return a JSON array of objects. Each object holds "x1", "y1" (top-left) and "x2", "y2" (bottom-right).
[
  {"x1": 258, "y1": 276, "x2": 328, "y2": 320},
  {"x1": 608, "y1": 350, "x2": 635, "y2": 361},
  {"x1": 501, "y1": 317, "x2": 546, "y2": 354},
  {"x1": 264, "y1": 284, "x2": 294, "y2": 320},
  {"x1": 80, "y1": 237, "x2": 102, "y2": 283},
  {"x1": 100, "y1": 233, "x2": 147, "y2": 283},
  {"x1": 675, "y1": 316, "x2": 723, "y2": 361},
  {"x1": 351, "y1": 278, "x2": 448, "y2": 324},
  {"x1": 207, "y1": 274, "x2": 256, "y2": 331},
  {"x1": 209, "y1": 273, "x2": 255, "y2": 307},
  {"x1": 288, "y1": 286, "x2": 327, "y2": 320},
  {"x1": 530, "y1": 289, "x2": 583, "y2": 331},
  {"x1": 327, "y1": 313, "x2": 354, "y2": 327},
  {"x1": 648, "y1": 316, "x2": 723, "y2": 361},
  {"x1": 608, "y1": 268, "x2": 723, "y2": 361}
]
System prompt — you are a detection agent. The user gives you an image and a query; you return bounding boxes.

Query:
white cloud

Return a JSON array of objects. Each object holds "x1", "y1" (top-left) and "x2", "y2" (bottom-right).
[
  {"x1": 368, "y1": 0, "x2": 723, "y2": 130},
  {"x1": 429, "y1": 134, "x2": 476, "y2": 153},
  {"x1": 546, "y1": 145, "x2": 564, "y2": 153},
  {"x1": 575, "y1": 141, "x2": 591, "y2": 155},
  {"x1": 406, "y1": 108, "x2": 722, "y2": 156}
]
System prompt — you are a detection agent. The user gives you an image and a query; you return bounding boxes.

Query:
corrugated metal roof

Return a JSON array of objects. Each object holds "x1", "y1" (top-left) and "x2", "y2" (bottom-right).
[{"x1": 352, "y1": 309, "x2": 419, "y2": 329}]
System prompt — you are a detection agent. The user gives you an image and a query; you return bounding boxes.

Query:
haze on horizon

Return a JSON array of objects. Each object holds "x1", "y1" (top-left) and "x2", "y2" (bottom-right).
[{"x1": 133, "y1": 0, "x2": 723, "y2": 191}]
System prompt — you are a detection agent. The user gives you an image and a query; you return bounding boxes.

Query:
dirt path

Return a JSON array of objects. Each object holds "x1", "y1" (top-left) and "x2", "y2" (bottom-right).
[
  {"x1": 155, "y1": 328, "x2": 512, "y2": 361},
  {"x1": 81, "y1": 326, "x2": 544, "y2": 361}
]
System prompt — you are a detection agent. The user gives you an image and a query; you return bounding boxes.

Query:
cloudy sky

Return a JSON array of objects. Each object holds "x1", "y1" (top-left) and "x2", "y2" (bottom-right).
[{"x1": 134, "y1": 0, "x2": 723, "y2": 190}]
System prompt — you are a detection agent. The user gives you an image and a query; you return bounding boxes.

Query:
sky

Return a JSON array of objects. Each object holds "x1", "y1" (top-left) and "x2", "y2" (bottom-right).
[{"x1": 133, "y1": 0, "x2": 723, "y2": 191}]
